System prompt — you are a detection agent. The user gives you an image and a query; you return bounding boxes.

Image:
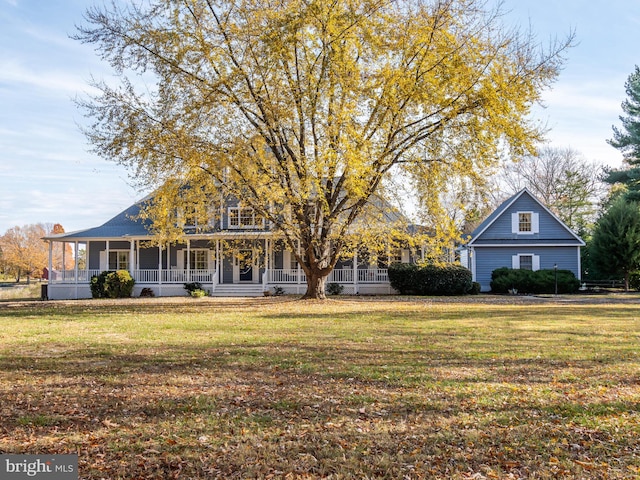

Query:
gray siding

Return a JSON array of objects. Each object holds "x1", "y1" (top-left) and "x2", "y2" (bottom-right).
[
  {"x1": 139, "y1": 247, "x2": 159, "y2": 269},
  {"x1": 88, "y1": 241, "x2": 106, "y2": 270},
  {"x1": 473, "y1": 246, "x2": 581, "y2": 292}
]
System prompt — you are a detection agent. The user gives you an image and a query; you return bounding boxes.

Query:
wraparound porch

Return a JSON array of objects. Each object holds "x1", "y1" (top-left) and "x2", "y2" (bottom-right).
[
  {"x1": 45, "y1": 233, "x2": 409, "y2": 299},
  {"x1": 47, "y1": 267, "x2": 394, "y2": 298}
]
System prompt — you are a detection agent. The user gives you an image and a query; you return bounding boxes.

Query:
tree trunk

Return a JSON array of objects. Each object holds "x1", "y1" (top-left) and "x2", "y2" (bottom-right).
[{"x1": 302, "y1": 271, "x2": 328, "y2": 300}]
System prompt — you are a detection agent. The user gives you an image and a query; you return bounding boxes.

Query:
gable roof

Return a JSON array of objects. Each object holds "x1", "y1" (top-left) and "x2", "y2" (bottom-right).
[{"x1": 466, "y1": 188, "x2": 585, "y2": 246}]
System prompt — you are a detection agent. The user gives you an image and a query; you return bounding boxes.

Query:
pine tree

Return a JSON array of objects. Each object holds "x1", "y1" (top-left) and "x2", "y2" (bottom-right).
[
  {"x1": 605, "y1": 66, "x2": 640, "y2": 200},
  {"x1": 589, "y1": 197, "x2": 640, "y2": 290}
]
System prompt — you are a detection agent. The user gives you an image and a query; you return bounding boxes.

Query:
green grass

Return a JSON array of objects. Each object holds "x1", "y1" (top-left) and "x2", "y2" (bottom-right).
[{"x1": 0, "y1": 296, "x2": 639, "y2": 478}]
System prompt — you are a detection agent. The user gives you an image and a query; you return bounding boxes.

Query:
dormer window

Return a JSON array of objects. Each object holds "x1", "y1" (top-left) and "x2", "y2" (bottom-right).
[{"x1": 512, "y1": 211, "x2": 539, "y2": 234}]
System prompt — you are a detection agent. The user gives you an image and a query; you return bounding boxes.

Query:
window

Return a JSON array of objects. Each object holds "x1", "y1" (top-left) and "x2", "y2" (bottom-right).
[
  {"x1": 184, "y1": 250, "x2": 208, "y2": 270},
  {"x1": 519, "y1": 255, "x2": 533, "y2": 271},
  {"x1": 108, "y1": 251, "x2": 129, "y2": 270},
  {"x1": 512, "y1": 254, "x2": 540, "y2": 271},
  {"x1": 519, "y1": 213, "x2": 532, "y2": 232},
  {"x1": 228, "y1": 206, "x2": 263, "y2": 229},
  {"x1": 512, "y1": 212, "x2": 539, "y2": 234},
  {"x1": 283, "y1": 250, "x2": 298, "y2": 270}
]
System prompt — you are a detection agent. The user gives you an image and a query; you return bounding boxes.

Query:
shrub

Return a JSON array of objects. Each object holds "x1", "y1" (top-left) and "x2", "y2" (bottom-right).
[
  {"x1": 629, "y1": 271, "x2": 640, "y2": 291},
  {"x1": 388, "y1": 263, "x2": 473, "y2": 296},
  {"x1": 90, "y1": 271, "x2": 110, "y2": 299},
  {"x1": 190, "y1": 289, "x2": 208, "y2": 297},
  {"x1": 90, "y1": 270, "x2": 135, "y2": 298},
  {"x1": 140, "y1": 287, "x2": 155, "y2": 297},
  {"x1": 183, "y1": 282, "x2": 203, "y2": 295},
  {"x1": 326, "y1": 282, "x2": 344, "y2": 295},
  {"x1": 490, "y1": 268, "x2": 580, "y2": 294},
  {"x1": 470, "y1": 282, "x2": 481, "y2": 295},
  {"x1": 104, "y1": 270, "x2": 135, "y2": 298},
  {"x1": 387, "y1": 263, "x2": 419, "y2": 295}
]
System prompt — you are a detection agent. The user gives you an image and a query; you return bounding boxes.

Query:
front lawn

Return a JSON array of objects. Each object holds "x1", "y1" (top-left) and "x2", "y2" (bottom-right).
[{"x1": 0, "y1": 296, "x2": 639, "y2": 478}]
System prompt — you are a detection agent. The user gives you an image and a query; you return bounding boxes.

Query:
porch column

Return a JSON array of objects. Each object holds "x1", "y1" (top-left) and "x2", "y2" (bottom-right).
[
  {"x1": 129, "y1": 239, "x2": 135, "y2": 277},
  {"x1": 296, "y1": 240, "x2": 301, "y2": 295},
  {"x1": 74, "y1": 241, "x2": 79, "y2": 299},
  {"x1": 48, "y1": 241, "x2": 53, "y2": 283},
  {"x1": 216, "y1": 239, "x2": 221, "y2": 284},
  {"x1": 353, "y1": 251, "x2": 358, "y2": 295},
  {"x1": 74, "y1": 241, "x2": 79, "y2": 284},
  {"x1": 158, "y1": 244, "x2": 163, "y2": 295},
  {"x1": 187, "y1": 238, "x2": 191, "y2": 282},
  {"x1": 86, "y1": 241, "x2": 90, "y2": 277},
  {"x1": 62, "y1": 241, "x2": 66, "y2": 279}
]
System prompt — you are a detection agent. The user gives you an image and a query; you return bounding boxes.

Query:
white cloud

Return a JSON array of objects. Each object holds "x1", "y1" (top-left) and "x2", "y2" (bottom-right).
[{"x1": 0, "y1": 60, "x2": 100, "y2": 96}]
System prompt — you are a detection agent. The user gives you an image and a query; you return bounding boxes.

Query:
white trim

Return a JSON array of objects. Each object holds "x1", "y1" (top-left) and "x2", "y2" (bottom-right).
[
  {"x1": 577, "y1": 248, "x2": 582, "y2": 280},
  {"x1": 469, "y1": 243, "x2": 582, "y2": 248}
]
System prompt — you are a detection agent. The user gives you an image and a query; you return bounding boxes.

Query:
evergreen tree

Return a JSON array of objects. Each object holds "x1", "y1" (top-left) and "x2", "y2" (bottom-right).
[
  {"x1": 606, "y1": 66, "x2": 640, "y2": 200},
  {"x1": 589, "y1": 197, "x2": 640, "y2": 290}
]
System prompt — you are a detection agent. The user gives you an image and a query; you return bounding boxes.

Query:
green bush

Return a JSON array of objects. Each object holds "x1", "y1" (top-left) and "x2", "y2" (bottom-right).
[
  {"x1": 326, "y1": 282, "x2": 344, "y2": 295},
  {"x1": 388, "y1": 263, "x2": 473, "y2": 296},
  {"x1": 183, "y1": 282, "x2": 203, "y2": 295},
  {"x1": 629, "y1": 272, "x2": 640, "y2": 291},
  {"x1": 190, "y1": 289, "x2": 208, "y2": 297},
  {"x1": 104, "y1": 270, "x2": 135, "y2": 298},
  {"x1": 90, "y1": 271, "x2": 110, "y2": 298},
  {"x1": 90, "y1": 270, "x2": 135, "y2": 298},
  {"x1": 490, "y1": 267, "x2": 580, "y2": 294},
  {"x1": 387, "y1": 263, "x2": 420, "y2": 295}
]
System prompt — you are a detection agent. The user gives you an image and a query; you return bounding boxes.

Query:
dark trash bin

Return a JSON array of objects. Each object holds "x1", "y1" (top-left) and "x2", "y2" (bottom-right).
[{"x1": 41, "y1": 284, "x2": 48, "y2": 300}]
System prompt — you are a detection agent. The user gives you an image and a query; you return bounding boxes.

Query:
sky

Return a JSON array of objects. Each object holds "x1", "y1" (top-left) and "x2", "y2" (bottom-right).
[{"x1": 1, "y1": 0, "x2": 639, "y2": 235}]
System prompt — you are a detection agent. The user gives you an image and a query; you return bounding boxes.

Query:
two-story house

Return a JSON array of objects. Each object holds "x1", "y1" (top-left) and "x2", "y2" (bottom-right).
[{"x1": 43, "y1": 194, "x2": 423, "y2": 299}]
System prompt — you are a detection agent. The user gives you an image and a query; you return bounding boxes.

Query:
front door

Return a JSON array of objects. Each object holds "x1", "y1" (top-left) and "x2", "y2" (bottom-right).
[{"x1": 237, "y1": 249, "x2": 253, "y2": 282}]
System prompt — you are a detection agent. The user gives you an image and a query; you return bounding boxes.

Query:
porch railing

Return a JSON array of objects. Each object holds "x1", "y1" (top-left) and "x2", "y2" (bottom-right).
[
  {"x1": 49, "y1": 269, "x2": 217, "y2": 284},
  {"x1": 265, "y1": 268, "x2": 388, "y2": 284},
  {"x1": 50, "y1": 267, "x2": 389, "y2": 285}
]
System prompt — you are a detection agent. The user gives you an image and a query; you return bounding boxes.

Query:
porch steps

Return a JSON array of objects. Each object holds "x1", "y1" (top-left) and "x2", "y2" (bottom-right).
[{"x1": 211, "y1": 283, "x2": 265, "y2": 297}]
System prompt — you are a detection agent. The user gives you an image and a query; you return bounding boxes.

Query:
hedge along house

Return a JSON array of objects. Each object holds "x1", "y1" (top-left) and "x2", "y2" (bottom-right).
[
  {"x1": 43, "y1": 194, "x2": 430, "y2": 300},
  {"x1": 460, "y1": 188, "x2": 585, "y2": 292}
]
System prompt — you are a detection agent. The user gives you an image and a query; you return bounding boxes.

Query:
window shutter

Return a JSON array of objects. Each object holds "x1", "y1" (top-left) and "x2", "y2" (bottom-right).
[
  {"x1": 512, "y1": 255, "x2": 519, "y2": 269},
  {"x1": 208, "y1": 250, "x2": 215, "y2": 271},
  {"x1": 532, "y1": 255, "x2": 540, "y2": 271},
  {"x1": 511, "y1": 213, "x2": 518, "y2": 233},
  {"x1": 99, "y1": 251, "x2": 107, "y2": 271},
  {"x1": 177, "y1": 250, "x2": 184, "y2": 270},
  {"x1": 401, "y1": 249, "x2": 411, "y2": 264},
  {"x1": 532, "y1": 213, "x2": 540, "y2": 234}
]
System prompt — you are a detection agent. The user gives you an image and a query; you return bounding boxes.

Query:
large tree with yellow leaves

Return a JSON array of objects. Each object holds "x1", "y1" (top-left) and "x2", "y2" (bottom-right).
[{"x1": 76, "y1": 0, "x2": 571, "y2": 299}]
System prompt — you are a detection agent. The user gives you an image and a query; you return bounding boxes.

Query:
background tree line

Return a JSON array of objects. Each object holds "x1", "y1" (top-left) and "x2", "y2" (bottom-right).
[{"x1": 0, "y1": 223, "x2": 72, "y2": 283}]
